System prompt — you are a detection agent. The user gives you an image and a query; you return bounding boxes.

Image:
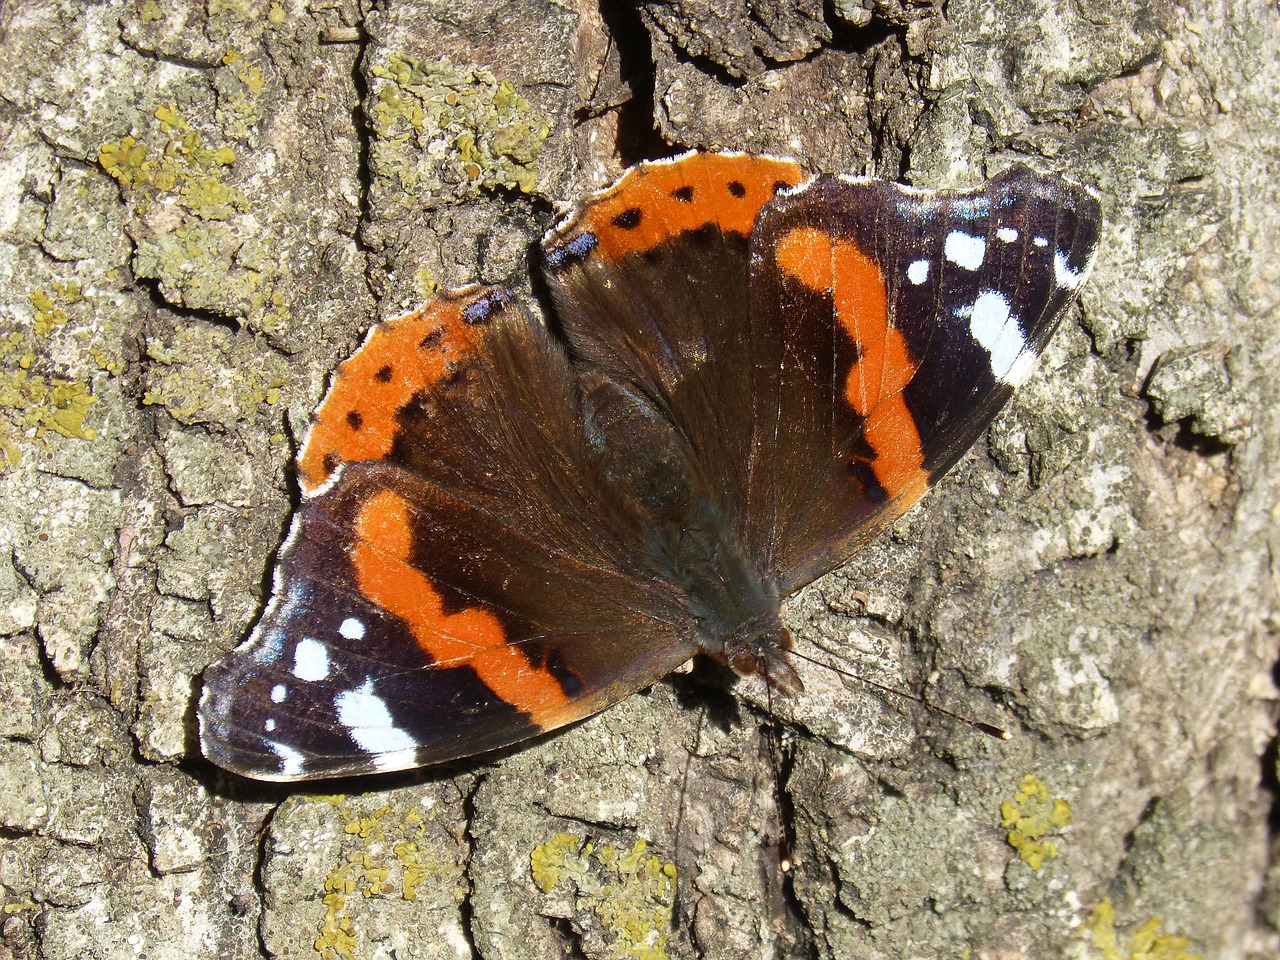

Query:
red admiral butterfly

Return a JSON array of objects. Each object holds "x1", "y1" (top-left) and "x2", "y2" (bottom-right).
[{"x1": 199, "y1": 152, "x2": 1101, "y2": 780}]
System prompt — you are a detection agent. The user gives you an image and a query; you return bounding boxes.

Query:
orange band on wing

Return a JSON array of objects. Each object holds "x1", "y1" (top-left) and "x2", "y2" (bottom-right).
[
  {"x1": 776, "y1": 227, "x2": 929, "y2": 501},
  {"x1": 297, "y1": 297, "x2": 485, "y2": 494},
  {"x1": 573, "y1": 154, "x2": 806, "y2": 261},
  {"x1": 351, "y1": 489, "x2": 572, "y2": 721}
]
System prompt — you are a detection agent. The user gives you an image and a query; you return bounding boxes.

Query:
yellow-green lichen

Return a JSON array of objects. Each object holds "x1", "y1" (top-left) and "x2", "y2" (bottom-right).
[
  {"x1": 343, "y1": 803, "x2": 392, "y2": 841},
  {"x1": 207, "y1": 0, "x2": 255, "y2": 23},
  {"x1": 29, "y1": 282, "x2": 87, "y2": 334},
  {"x1": 216, "y1": 49, "x2": 266, "y2": 140},
  {"x1": 394, "y1": 836, "x2": 433, "y2": 903},
  {"x1": 133, "y1": 220, "x2": 291, "y2": 335},
  {"x1": 138, "y1": 0, "x2": 164, "y2": 22},
  {"x1": 142, "y1": 325, "x2": 286, "y2": 427},
  {"x1": 531, "y1": 831, "x2": 583, "y2": 894},
  {"x1": 304, "y1": 794, "x2": 350, "y2": 806},
  {"x1": 413, "y1": 266, "x2": 441, "y2": 298},
  {"x1": 531, "y1": 833, "x2": 677, "y2": 960},
  {"x1": 310, "y1": 797, "x2": 462, "y2": 960},
  {"x1": 1000, "y1": 774, "x2": 1072, "y2": 869},
  {"x1": 0, "y1": 284, "x2": 117, "y2": 471},
  {"x1": 368, "y1": 53, "x2": 550, "y2": 202},
  {"x1": 1076, "y1": 898, "x2": 1201, "y2": 960},
  {"x1": 99, "y1": 97, "x2": 290, "y2": 334},
  {"x1": 99, "y1": 108, "x2": 247, "y2": 219}
]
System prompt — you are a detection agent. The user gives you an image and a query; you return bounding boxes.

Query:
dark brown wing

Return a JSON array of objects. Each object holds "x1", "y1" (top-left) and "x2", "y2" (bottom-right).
[
  {"x1": 544, "y1": 157, "x2": 1102, "y2": 599},
  {"x1": 201, "y1": 156, "x2": 1103, "y2": 780},
  {"x1": 200, "y1": 289, "x2": 698, "y2": 780},
  {"x1": 543, "y1": 152, "x2": 807, "y2": 554}
]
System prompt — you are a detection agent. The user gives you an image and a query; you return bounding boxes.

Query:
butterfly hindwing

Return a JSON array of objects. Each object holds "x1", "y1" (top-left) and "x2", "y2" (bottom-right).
[
  {"x1": 543, "y1": 156, "x2": 1101, "y2": 615},
  {"x1": 544, "y1": 153, "x2": 807, "y2": 549}
]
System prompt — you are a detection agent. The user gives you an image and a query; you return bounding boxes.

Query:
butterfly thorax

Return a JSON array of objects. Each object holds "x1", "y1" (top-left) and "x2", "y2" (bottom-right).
[{"x1": 581, "y1": 371, "x2": 801, "y2": 695}]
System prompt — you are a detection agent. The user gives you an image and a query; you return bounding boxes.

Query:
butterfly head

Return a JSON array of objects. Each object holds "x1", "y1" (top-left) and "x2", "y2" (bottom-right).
[{"x1": 723, "y1": 620, "x2": 804, "y2": 697}]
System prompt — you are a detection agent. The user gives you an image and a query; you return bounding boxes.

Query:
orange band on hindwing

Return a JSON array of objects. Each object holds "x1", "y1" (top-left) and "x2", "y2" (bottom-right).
[
  {"x1": 297, "y1": 296, "x2": 486, "y2": 495},
  {"x1": 570, "y1": 154, "x2": 806, "y2": 261},
  {"x1": 775, "y1": 227, "x2": 929, "y2": 501},
  {"x1": 350, "y1": 489, "x2": 573, "y2": 724}
]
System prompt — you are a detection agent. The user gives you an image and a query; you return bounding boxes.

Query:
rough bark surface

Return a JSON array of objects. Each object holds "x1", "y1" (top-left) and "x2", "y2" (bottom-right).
[{"x1": 0, "y1": 1, "x2": 1277, "y2": 958}]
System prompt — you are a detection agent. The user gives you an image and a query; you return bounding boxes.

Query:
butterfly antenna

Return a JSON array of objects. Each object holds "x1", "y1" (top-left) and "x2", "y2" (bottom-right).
[
  {"x1": 759, "y1": 655, "x2": 795, "y2": 875},
  {"x1": 670, "y1": 706, "x2": 703, "y2": 926},
  {"x1": 788, "y1": 648, "x2": 1011, "y2": 740}
]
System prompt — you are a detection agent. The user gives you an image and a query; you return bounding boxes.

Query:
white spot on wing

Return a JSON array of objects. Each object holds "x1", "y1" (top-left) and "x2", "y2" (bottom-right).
[
  {"x1": 996, "y1": 226, "x2": 1019, "y2": 243},
  {"x1": 265, "y1": 718, "x2": 276, "y2": 732},
  {"x1": 944, "y1": 231, "x2": 986, "y2": 271},
  {"x1": 966, "y1": 291, "x2": 1009, "y2": 335},
  {"x1": 967, "y1": 290, "x2": 1028, "y2": 384},
  {"x1": 271, "y1": 684, "x2": 287, "y2": 704},
  {"x1": 906, "y1": 259, "x2": 930, "y2": 285},
  {"x1": 1054, "y1": 251, "x2": 1084, "y2": 290},
  {"x1": 293, "y1": 637, "x2": 330, "y2": 682},
  {"x1": 339, "y1": 617, "x2": 366, "y2": 641},
  {"x1": 268, "y1": 740, "x2": 305, "y2": 778},
  {"x1": 1033, "y1": 236, "x2": 1049, "y2": 248},
  {"x1": 335, "y1": 678, "x2": 417, "y2": 770}
]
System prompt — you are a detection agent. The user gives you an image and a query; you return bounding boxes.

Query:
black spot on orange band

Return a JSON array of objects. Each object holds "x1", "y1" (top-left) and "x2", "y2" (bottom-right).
[
  {"x1": 549, "y1": 154, "x2": 806, "y2": 265},
  {"x1": 612, "y1": 208, "x2": 643, "y2": 230},
  {"x1": 297, "y1": 295, "x2": 491, "y2": 493}
]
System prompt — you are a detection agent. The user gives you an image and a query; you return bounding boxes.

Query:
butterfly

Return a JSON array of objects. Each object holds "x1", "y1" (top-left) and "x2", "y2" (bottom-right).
[{"x1": 198, "y1": 152, "x2": 1101, "y2": 780}]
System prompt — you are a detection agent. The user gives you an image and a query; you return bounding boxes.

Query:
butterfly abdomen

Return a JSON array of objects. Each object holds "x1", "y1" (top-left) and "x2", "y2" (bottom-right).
[{"x1": 578, "y1": 361, "x2": 793, "y2": 686}]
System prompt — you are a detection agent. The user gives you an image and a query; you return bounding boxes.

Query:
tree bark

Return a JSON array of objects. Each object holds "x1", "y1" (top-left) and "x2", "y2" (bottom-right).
[{"x1": 0, "y1": 0, "x2": 1276, "y2": 958}]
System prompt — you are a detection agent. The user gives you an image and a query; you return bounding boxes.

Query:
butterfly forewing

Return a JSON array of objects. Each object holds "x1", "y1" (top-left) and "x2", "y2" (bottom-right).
[
  {"x1": 747, "y1": 166, "x2": 1102, "y2": 590},
  {"x1": 200, "y1": 288, "x2": 698, "y2": 780}
]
